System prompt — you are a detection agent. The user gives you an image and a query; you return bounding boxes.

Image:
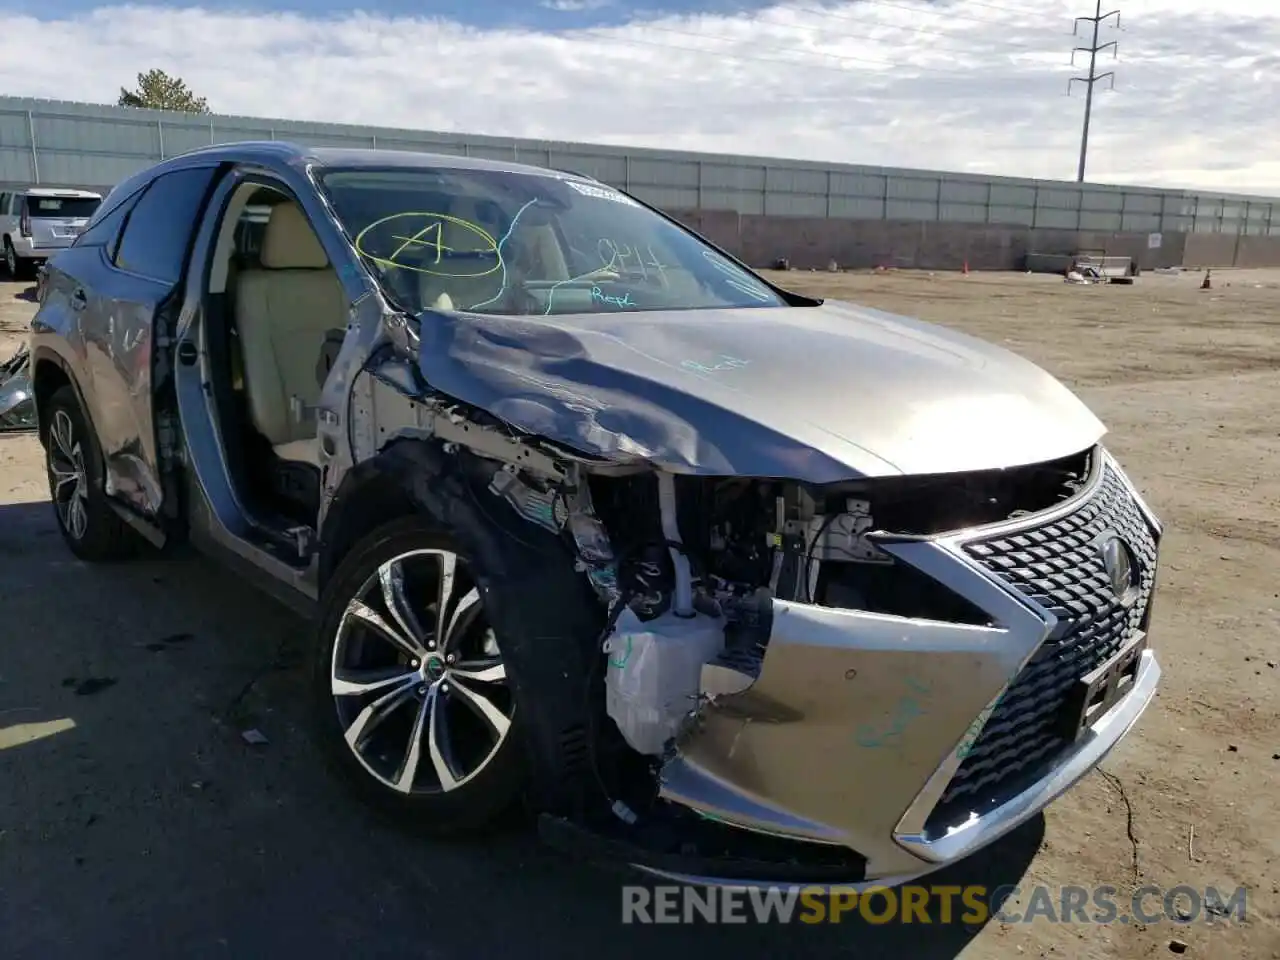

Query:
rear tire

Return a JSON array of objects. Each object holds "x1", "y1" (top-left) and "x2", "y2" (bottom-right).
[
  {"x1": 3, "y1": 239, "x2": 20, "y2": 280},
  {"x1": 311, "y1": 515, "x2": 526, "y2": 835},
  {"x1": 42, "y1": 385, "x2": 138, "y2": 562}
]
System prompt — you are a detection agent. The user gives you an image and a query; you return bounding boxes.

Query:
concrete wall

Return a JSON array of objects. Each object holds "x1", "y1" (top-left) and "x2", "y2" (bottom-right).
[{"x1": 673, "y1": 210, "x2": 1199, "y2": 271}]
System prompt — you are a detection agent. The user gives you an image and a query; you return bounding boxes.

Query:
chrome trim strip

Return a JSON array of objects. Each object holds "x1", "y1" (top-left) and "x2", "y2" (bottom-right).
[{"x1": 894, "y1": 650, "x2": 1160, "y2": 863}]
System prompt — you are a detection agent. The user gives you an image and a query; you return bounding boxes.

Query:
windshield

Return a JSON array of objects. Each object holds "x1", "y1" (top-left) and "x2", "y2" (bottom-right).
[
  {"x1": 25, "y1": 195, "x2": 101, "y2": 219},
  {"x1": 317, "y1": 167, "x2": 787, "y2": 317}
]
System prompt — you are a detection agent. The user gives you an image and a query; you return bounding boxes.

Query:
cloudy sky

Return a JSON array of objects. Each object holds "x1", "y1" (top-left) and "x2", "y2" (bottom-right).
[{"x1": 2, "y1": 0, "x2": 1277, "y2": 193}]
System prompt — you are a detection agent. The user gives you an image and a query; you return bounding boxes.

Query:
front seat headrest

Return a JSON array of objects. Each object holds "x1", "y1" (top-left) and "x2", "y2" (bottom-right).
[{"x1": 261, "y1": 203, "x2": 330, "y2": 270}]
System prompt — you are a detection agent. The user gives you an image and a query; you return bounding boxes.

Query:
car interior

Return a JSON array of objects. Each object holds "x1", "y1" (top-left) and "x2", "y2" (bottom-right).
[{"x1": 202, "y1": 183, "x2": 348, "y2": 531}]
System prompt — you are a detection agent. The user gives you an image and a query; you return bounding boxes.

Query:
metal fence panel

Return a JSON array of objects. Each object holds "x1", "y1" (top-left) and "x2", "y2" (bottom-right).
[
  {"x1": 1080, "y1": 210, "x2": 1123, "y2": 231},
  {"x1": 939, "y1": 202, "x2": 987, "y2": 223},
  {"x1": 885, "y1": 198, "x2": 938, "y2": 221},
  {"x1": 939, "y1": 180, "x2": 987, "y2": 205},
  {"x1": 1035, "y1": 207, "x2": 1078, "y2": 229},
  {"x1": 1, "y1": 97, "x2": 1275, "y2": 242},
  {"x1": 766, "y1": 192, "x2": 826, "y2": 217},
  {"x1": 888, "y1": 176, "x2": 940, "y2": 201},
  {"x1": 701, "y1": 163, "x2": 765, "y2": 191},
  {"x1": 989, "y1": 184, "x2": 1035, "y2": 207},
  {"x1": 1081, "y1": 190, "x2": 1123, "y2": 212},
  {"x1": 1037, "y1": 188, "x2": 1081, "y2": 210},
  {"x1": 700, "y1": 188, "x2": 761, "y2": 214},
  {"x1": 829, "y1": 172, "x2": 886, "y2": 198},
  {"x1": 767, "y1": 166, "x2": 826, "y2": 194},
  {"x1": 990, "y1": 204, "x2": 1034, "y2": 226},
  {"x1": 828, "y1": 195, "x2": 883, "y2": 218}
]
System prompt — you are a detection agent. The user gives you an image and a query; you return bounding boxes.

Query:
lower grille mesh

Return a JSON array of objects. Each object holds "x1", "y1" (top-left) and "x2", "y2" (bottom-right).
[{"x1": 924, "y1": 463, "x2": 1158, "y2": 835}]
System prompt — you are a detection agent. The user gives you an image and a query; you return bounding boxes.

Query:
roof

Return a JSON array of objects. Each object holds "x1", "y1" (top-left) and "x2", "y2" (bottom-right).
[
  {"x1": 176, "y1": 140, "x2": 585, "y2": 181},
  {"x1": 20, "y1": 187, "x2": 102, "y2": 198}
]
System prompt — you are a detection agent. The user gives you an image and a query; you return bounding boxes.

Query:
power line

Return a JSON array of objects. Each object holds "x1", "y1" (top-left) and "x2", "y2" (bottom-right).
[{"x1": 1068, "y1": 0, "x2": 1120, "y2": 182}]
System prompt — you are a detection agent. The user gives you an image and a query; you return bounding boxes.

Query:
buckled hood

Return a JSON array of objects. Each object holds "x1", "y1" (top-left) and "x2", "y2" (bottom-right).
[{"x1": 414, "y1": 299, "x2": 1105, "y2": 482}]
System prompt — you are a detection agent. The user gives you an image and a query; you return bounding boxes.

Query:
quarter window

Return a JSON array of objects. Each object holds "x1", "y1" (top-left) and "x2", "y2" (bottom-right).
[
  {"x1": 73, "y1": 187, "x2": 145, "y2": 253},
  {"x1": 113, "y1": 167, "x2": 219, "y2": 284}
]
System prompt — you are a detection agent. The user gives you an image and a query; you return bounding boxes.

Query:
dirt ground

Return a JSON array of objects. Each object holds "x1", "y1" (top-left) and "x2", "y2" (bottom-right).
[{"x1": 1, "y1": 267, "x2": 1277, "y2": 959}]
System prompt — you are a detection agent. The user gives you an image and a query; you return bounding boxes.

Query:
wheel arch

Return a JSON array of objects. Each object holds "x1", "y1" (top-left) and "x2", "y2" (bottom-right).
[
  {"x1": 317, "y1": 446, "x2": 422, "y2": 593},
  {"x1": 316, "y1": 436, "x2": 607, "y2": 816},
  {"x1": 30, "y1": 347, "x2": 91, "y2": 448}
]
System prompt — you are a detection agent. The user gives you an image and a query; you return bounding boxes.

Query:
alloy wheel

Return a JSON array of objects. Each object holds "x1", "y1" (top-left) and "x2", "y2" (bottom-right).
[
  {"x1": 330, "y1": 548, "x2": 514, "y2": 795},
  {"x1": 48, "y1": 409, "x2": 89, "y2": 541}
]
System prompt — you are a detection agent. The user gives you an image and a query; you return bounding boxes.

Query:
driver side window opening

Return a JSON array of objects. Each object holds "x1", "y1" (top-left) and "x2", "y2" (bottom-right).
[{"x1": 204, "y1": 180, "x2": 348, "y2": 529}]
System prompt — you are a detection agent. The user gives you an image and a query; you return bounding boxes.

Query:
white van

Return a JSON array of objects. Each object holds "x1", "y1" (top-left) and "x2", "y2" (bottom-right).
[{"x1": 0, "y1": 187, "x2": 103, "y2": 279}]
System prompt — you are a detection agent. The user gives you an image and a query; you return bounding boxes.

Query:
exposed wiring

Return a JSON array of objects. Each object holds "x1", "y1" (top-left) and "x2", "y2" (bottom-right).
[{"x1": 804, "y1": 511, "x2": 839, "y2": 604}]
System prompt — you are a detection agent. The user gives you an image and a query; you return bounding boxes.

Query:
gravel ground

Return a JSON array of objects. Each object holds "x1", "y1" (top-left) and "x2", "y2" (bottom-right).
[{"x1": 1, "y1": 267, "x2": 1277, "y2": 959}]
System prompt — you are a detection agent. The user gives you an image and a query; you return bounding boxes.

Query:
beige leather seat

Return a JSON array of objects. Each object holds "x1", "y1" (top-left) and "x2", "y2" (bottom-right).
[{"x1": 233, "y1": 203, "x2": 346, "y2": 467}]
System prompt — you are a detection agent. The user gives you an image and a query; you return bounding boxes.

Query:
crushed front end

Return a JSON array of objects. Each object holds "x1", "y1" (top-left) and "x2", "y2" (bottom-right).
[{"x1": 531, "y1": 443, "x2": 1162, "y2": 885}]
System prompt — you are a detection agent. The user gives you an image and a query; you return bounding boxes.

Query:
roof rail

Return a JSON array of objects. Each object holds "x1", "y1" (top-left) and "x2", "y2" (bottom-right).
[
  {"x1": 553, "y1": 168, "x2": 599, "y2": 182},
  {"x1": 173, "y1": 139, "x2": 309, "y2": 159}
]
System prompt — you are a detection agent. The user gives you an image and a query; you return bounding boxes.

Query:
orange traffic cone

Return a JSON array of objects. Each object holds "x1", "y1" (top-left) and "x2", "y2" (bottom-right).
[{"x1": 962, "y1": 260, "x2": 970, "y2": 276}]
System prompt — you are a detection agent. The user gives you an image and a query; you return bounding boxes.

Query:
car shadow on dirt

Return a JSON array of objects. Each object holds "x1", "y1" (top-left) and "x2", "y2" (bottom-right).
[{"x1": 0, "y1": 498, "x2": 1041, "y2": 960}]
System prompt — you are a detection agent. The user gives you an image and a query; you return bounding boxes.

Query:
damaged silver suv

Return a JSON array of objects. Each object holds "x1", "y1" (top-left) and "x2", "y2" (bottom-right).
[{"x1": 29, "y1": 143, "x2": 1162, "y2": 886}]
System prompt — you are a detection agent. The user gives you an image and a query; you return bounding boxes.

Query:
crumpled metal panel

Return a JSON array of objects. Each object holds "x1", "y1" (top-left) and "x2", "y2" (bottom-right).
[
  {"x1": 415, "y1": 298, "x2": 1106, "y2": 483},
  {"x1": 0, "y1": 344, "x2": 35, "y2": 432}
]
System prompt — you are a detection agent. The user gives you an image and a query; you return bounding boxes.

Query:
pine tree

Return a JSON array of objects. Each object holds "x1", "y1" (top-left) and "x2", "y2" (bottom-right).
[{"x1": 118, "y1": 69, "x2": 211, "y2": 114}]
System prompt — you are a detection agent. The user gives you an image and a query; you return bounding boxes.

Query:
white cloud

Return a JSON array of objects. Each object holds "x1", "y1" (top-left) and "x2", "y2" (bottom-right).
[
  {"x1": 539, "y1": 0, "x2": 613, "y2": 10},
  {"x1": 3, "y1": 0, "x2": 1278, "y2": 194}
]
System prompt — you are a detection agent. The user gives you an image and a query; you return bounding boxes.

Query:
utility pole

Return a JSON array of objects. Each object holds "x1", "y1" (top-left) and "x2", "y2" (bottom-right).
[{"x1": 1068, "y1": 0, "x2": 1120, "y2": 183}]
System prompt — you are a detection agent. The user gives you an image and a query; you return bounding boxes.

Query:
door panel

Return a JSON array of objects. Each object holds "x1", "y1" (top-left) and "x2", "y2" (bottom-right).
[{"x1": 77, "y1": 166, "x2": 220, "y2": 520}]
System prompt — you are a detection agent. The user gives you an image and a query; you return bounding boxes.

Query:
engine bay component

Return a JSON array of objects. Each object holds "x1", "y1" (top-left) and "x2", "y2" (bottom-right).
[{"x1": 604, "y1": 604, "x2": 727, "y2": 756}]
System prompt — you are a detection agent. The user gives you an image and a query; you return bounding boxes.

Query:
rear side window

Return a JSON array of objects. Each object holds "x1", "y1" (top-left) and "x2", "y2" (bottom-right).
[
  {"x1": 25, "y1": 195, "x2": 101, "y2": 219},
  {"x1": 73, "y1": 187, "x2": 145, "y2": 253},
  {"x1": 114, "y1": 167, "x2": 218, "y2": 284}
]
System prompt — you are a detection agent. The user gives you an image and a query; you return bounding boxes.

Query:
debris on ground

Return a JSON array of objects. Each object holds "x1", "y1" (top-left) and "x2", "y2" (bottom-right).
[
  {"x1": 1169, "y1": 938, "x2": 1188, "y2": 954},
  {"x1": 63, "y1": 677, "x2": 118, "y2": 697},
  {"x1": 240, "y1": 728, "x2": 269, "y2": 746}
]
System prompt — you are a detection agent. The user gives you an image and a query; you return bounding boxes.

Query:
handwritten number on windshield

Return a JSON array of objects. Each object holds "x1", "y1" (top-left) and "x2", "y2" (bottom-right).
[{"x1": 597, "y1": 238, "x2": 669, "y2": 287}]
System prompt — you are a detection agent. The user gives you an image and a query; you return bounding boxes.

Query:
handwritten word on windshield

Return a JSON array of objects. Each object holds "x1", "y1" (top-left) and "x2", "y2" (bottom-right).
[
  {"x1": 591, "y1": 286, "x2": 636, "y2": 309},
  {"x1": 354, "y1": 212, "x2": 500, "y2": 278}
]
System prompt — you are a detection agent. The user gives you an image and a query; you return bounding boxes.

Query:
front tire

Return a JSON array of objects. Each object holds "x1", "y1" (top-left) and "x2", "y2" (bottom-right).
[
  {"x1": 42, "y1": 385, "x2": 138, "y2": 562},
  {"x1": 311, "y1": 516, "x2": 525, "y2": 834}
]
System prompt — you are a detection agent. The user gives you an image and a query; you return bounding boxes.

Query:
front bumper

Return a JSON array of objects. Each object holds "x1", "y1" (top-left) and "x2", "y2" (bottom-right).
[{"x1": 649, "y1": 449, "x2": 1163, "y2": 886}]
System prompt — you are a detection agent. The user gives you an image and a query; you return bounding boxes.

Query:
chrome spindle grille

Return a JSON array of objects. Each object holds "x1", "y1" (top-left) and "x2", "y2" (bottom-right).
[{"x1": 925, "y1": 464, "x2": 1158, "y2": 835}]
